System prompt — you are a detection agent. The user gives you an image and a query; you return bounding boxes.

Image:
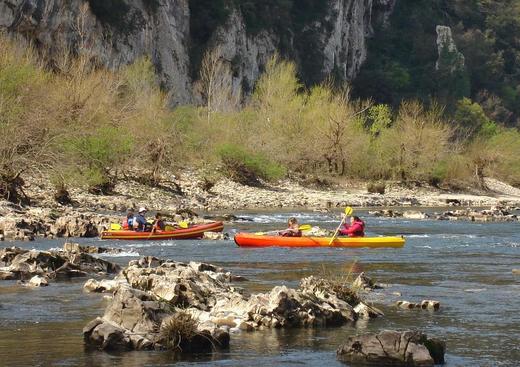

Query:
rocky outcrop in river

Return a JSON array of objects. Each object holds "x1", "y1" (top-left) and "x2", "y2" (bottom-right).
[
  {"x1": 83, "y1": 256, "x2": 379, "y2": 352},
  {"x1": 0, "y1": 244, "x2": 120, "y2": 282}
]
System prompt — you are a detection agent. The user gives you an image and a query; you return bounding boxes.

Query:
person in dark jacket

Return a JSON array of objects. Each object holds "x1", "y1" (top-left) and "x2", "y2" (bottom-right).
[
  {"x1": 134, "y1": 207, "x2": 148, "y2": 232},
  {"x1": 339, "y1": 216, "x2": 365, "y2": 237},
  {"x1": 279, "y1": 217, "x2": 302, "y2": 237}
]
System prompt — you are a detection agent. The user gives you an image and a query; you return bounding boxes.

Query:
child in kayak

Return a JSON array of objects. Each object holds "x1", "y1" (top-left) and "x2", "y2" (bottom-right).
[
  {"x1": 122, "y1": 208, "x2": 135, "y2": 230},
  {"x1": 340, "y1": 216, "x2": 365, "y2": 237},
  {"x1": 279, "y1": 217, "x2": 302, "y2": 237}
]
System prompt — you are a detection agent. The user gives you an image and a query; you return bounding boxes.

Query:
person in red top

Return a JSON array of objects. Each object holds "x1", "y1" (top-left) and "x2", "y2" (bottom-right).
[{"x1": 339, "y1": 215, "x2": 365, "y2": 237}]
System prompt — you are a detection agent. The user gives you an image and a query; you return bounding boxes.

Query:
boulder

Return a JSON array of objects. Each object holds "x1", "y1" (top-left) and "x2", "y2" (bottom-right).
[
  {"x1": 396, "y1": 300, "x2": 420, "y2": 309},
  {"x1": 337, "y1": 330, "x2": 446, "y2": 366},
  {"x1": 512, "y1": 269, "x2": 520, "y2": 275},
  {"x1": 28, "y1": 275, "x2": 49, "y2": 287},
  {"x1": 83, "y1": 317, "x2": 132, "y2": 351},
  {"x1": 353, "y1": 302, "x2": 384, "y2": 319},
  {"x1": 83, "y1": 279, "x2": 121, "y2": 293},
  {"x1": 420, "y1": 300, "x2": 440, "y2": 311}
]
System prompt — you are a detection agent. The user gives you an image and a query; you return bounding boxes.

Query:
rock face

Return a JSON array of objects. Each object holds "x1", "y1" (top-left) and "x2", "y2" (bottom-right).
[
  {"x1": 337, "y1": 330, "x2": 446, "y2": 366},
  {"x1": 1, "y1": 0, "x2": 395, "y2": 105},
  {"x1": 436, "y1": 25, "x2": 465, "y2": 72},
  {"x1": 84, "y1": 257, "x2": 375, "y2": 352}
]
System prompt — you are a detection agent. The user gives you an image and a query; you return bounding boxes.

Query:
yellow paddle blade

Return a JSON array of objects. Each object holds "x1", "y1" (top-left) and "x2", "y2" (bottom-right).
[
  {"x1": 179, "y1": 221, "x2": 189, "y2": 229},
  {"x1": 299, "y1": 224, "x2": 312, "y2": 231},
  {"x1": 110, "y1": 223, "x2": 122, "y2": 230},
  {"x1": 345, "y1": 206, "x2": 354, "y2": 216}
]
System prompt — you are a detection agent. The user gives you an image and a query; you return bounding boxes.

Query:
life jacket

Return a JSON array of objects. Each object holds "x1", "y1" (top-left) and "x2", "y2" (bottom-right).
[{"x1": 123, "y1": 216, "x2": 135, "y2": 230}]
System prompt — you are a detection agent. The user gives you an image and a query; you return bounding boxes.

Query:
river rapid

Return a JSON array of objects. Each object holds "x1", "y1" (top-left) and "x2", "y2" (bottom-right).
[{"x1": 0, "y1": 209, "x2": 519, "y2": 367}]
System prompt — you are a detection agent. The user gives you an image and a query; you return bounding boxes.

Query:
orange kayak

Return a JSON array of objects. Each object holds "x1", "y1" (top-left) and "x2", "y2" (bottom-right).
[
  {"x1": 100, "y1": 221, "x2": 224, "y2": 240},
  {"x1": 234, "y1": 233, "x2": 405, "y2": 248}
]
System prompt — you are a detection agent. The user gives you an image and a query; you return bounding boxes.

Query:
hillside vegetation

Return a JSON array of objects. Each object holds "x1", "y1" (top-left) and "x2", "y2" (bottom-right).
[
  {"x1": 354, "y1": 0, "x2": 520, "y2": 127},
  {"x1": 1, "y1": 34, "x2": 519, "y2": 205}
]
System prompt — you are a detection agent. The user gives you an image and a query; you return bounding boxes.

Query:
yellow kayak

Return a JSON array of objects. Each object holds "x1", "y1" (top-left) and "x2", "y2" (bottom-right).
[{"x1": 234, "y1": 233, "x2": 405, "y2": 248}]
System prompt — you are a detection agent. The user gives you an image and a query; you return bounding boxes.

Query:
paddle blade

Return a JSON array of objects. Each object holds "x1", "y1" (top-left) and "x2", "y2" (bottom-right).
[
  {"x1": 345, "y1": 206, "x2": 354, "y2": 216},
  {"x1": 179, "y1": 221, "x2": 189, "y2": 229},
  {"x1": 110, "y1": 223, "x2": 122, "y2": 231},
  {"x1": 298, "y1": 224, "x2": 312, "y2": 231}
]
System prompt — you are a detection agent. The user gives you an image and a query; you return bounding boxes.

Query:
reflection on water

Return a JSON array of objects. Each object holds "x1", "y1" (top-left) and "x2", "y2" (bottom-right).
[{"x1": 1, "y1": 211, "x2": 519, "y2": 366}]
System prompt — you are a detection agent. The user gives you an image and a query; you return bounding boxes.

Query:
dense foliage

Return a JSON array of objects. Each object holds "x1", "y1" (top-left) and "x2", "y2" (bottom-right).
[{"x1": 353, "y1": 0, "x2": 520, "y2": 127}]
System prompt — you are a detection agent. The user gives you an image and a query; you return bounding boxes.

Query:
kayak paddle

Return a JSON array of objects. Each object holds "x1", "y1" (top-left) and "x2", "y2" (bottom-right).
[
  {"x1": 255, "y1": 224, "x2": 312, "y2": 235},
  {"x1": 328, "y1": 207, "x2": 354, "y2": 245}
]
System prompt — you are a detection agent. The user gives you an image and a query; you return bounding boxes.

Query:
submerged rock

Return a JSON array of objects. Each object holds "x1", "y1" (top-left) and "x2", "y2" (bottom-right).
[
  {"x1": 396, "y1": 300, "x2": 440, "y2": 311},
  {"x1": 336, "y1": 330, "x2": 446, "y2": 366}
]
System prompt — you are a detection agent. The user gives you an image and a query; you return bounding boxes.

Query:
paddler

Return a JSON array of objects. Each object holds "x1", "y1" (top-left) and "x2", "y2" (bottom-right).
[
  {"x1": 279, "y1": 217, "x2": 302, "y2": 237},
  {"x1": 339, "y1": 215, "x2": 365, "y2": 237},
  {"x1": 134, "y1": 207, "x2": 150, "y2": 232},
  {"x1": 153, "y1": 212, "x2": 166, "y2": 231}
]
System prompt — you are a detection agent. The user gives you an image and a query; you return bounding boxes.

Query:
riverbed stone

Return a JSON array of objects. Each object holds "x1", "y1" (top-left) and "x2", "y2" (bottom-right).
[
  {"x1": 512, "y1": 269, "x2": 520, "y2": 275},
  {"x1": 336, "y1": 330, "x2": 445, "y2": 366},
  {"x1": 420, "y1": 300, "x2": 440, "y2": 311},
  {"x1": 396, "y1": 300, "x2": 420, "y2": 309},
  {"x1": 28, "y1": 275, "x2": 49, "y2": 287}
]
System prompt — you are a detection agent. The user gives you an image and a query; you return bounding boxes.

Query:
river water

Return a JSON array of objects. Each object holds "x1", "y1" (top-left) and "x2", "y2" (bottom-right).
[{"x1": 0, "y1": 209, "x2": 519, "y2": 367}]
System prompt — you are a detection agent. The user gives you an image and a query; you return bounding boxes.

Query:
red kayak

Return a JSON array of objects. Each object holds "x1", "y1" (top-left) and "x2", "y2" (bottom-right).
[{"x1": 100, "y1": 221, "x2": 224, "y2": 240}]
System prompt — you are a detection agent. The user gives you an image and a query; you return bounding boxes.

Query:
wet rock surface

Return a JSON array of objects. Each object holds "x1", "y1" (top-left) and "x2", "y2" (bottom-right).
[
  {"x1": 336, "y1": 330, "x2": 446, "y2": 366},
  {"x1": 0, "y1": 244, "x2": 120, "y2": 282}
]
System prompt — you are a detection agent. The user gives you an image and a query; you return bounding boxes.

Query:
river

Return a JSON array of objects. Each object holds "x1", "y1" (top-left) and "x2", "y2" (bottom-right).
[{"x1": 0, "y1": 209, "x2": 519, "y2": 366}]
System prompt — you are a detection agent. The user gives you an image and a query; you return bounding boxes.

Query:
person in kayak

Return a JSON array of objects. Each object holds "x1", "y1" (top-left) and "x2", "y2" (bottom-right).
[
  {"x1": 340, "y1": 215, "x2": 365, "y2": 237},
  {"x1": 279, "y1": 217, "x2": 302, "y2": 237},
  {"x1": 153, "y1": 213, "x2": 166, "y2": 231},
  {"x1": 134, "y1": 207, "x2": 150, "y2": 232},
  {"x1": 122, "y1": 208, "x2": 135, "y2": 230}
]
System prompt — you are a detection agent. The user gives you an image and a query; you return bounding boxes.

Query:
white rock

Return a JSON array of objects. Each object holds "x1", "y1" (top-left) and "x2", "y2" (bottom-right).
[{"x1": 29, "y1": 275, "x2": 49, "y2": 287}]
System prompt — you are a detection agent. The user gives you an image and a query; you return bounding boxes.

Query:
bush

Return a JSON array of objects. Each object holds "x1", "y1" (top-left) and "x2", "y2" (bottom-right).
[
  {"x1": 61, "y1": 127, "x2": 133, "y2": 193},
  {"x1": 217, "y1": 144, "x2": 286, "y2": 186},
  {"x1": 367, "y1": 182, "x2": 386, "y2": 194}
]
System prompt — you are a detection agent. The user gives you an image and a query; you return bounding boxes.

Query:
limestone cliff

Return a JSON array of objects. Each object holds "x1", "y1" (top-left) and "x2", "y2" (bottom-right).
[{"x1": 0, "y1": 0, "x2": 395, "y2": 104}]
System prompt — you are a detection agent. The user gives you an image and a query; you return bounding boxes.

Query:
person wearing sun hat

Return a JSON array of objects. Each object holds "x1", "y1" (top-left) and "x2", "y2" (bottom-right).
[{"x1": 134, "y1": 207, "x2": 148, "y2": 231}]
